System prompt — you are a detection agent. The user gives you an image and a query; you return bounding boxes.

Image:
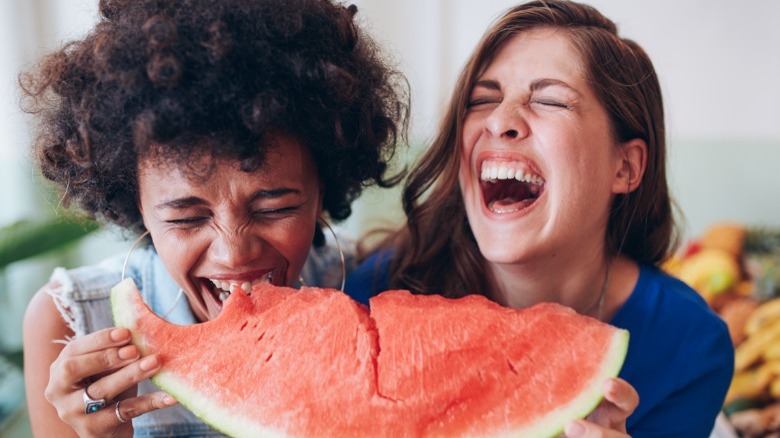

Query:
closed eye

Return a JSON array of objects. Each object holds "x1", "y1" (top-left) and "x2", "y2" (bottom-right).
[
  {"x1": 252, "y1": 206, "x2": 300, "y2": 218},
  {"x1": 531, "y1": 99, "x2": 569, "y2": 109},
  {"x1": 467, "y1": 98, "x2": 501, "y2": 109},
  {"x1": 166, "y1": 217, "x2": 208, "y2": 226}
]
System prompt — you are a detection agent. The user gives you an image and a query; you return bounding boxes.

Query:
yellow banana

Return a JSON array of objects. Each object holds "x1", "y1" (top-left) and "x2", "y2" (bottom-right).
[
  {"x1": 745, "y1": 297, "x2": 780, "y2": 337},
  {"x1": 726, "y1": 367, "x2": 772, "y2": 405},
  {"x1": 764, "y1": 341, "x2": 780, "y2": 362},
  {"x1": 735, "y1": 318, "x2": 780, "y2": 372},
  {"x1": 758, "y1": 360, "x2": 780, "y2": 377},
  {"x1": 771, "y1": 376, "x2": 780, "y2": 399}
]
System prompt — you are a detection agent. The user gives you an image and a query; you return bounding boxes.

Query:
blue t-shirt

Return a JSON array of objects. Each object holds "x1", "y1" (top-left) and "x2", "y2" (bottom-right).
[{"x1": 345, "y1": 251, "x2": 734, "y2": 437}]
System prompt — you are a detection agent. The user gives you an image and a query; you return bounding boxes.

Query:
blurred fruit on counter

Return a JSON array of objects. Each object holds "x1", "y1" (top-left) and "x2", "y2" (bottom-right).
[{"x1": 665, "y1": 223, "x2": 780, "y2": 438}]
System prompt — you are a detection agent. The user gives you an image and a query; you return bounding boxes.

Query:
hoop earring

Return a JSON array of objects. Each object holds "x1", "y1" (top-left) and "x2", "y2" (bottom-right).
[
  {"x1": 121, "y1": 231, "x2": 150, "y2": 281},
  {"x1": 318, "y1": 219, "x2": 346, "y2": 291},
  {"x1": 161, "y1": 288, "x2": 184, "y2": 319},
  {"x1": 120, "y1": 230, "x2": 183, "y2": 318}
]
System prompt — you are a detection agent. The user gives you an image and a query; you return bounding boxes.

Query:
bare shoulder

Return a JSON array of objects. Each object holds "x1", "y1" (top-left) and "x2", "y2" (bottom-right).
[
  {"x1": 23, "y1": 282, "x2": 80, "y2": 438},
  {"x1": 23, "y1": 281, "x2": 73, "y2": 354}
]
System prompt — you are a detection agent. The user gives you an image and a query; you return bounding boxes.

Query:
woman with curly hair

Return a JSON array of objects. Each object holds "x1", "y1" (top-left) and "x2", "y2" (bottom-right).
[
  {"x1": 21, "y1": 0, "x2": 407, "y2": 435},
  {"x1": 346, "y1": 0, "x2": 733, "y2": 435}
]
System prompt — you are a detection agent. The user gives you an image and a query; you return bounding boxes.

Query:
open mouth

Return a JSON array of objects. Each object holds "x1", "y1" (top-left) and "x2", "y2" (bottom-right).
[
  {"x1": 203, "y1": 269, "x2": 283, "y2": 307},
  {"x1": 480, "y1": 160, "x2": 545, "y2": 214}
]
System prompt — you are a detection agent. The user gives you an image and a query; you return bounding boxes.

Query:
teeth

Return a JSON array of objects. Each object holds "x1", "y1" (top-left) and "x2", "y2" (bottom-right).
[
  {"x1": 208, "y1": 272, "x2": 273, "y2": 301},
  {"x1": 480, "y1": 160, "x2": 544, "y2": 185}
]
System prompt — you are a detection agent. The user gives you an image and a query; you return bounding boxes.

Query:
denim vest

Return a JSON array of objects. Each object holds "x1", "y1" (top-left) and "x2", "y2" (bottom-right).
[{"x1": 49, "y1": 238, "x2": 353, "y2": 437}]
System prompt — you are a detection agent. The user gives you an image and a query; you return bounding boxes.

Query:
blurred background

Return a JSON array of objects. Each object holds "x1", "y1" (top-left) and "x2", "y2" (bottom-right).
[{"x1": 1, "y1": 1, "x2": 779, "y2": 436}]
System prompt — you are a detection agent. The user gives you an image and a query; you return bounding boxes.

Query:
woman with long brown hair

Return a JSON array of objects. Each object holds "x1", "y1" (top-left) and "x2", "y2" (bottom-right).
[{"x1": 346, "y1": 1, "x2": 733, "y2": 435}]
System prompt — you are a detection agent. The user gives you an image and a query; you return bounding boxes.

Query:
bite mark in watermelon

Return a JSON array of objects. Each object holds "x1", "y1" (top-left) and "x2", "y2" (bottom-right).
[{"x1": 110, "y1": 278, "x2": 628, "y2": 438}]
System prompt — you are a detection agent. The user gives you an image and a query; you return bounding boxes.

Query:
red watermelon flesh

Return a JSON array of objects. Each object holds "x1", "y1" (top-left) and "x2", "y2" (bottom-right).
[{"x1": 110, "y1": 278, "x2": 628, "y2": 438}]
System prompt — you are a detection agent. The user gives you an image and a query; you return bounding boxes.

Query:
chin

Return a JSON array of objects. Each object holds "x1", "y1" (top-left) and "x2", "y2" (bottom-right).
[{"x1": 477, "y1": 242, "x2": 529, "y2": 266}]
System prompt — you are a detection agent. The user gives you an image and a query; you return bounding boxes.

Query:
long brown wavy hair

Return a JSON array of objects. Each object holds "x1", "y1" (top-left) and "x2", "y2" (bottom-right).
[{"x1": 387, "y1": 0, "x2": 678, "y2": 297}]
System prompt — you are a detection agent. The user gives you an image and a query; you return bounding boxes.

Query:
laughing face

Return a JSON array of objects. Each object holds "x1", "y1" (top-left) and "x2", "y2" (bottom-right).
[
  {"x1": 138, "y1": 134, "x2": 322, "y2": 321},
  {"x1": 459, "y1": 27, "x2": 625, "y2": 266}
]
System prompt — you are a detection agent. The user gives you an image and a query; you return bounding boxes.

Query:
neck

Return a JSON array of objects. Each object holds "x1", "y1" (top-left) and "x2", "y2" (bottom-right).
[{"x1": 487, "y1": 253, "x2": 613, "y2": 318}]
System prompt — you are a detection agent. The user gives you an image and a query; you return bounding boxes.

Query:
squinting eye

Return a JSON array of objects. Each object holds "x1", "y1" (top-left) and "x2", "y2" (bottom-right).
[
  {"x1": 166, "y1": 217, "x2": 207, "y2": 226},
  {"x1": 252, "y1": 206, "x2": 299, "y2": 217},
  {"x1": 466, "y1": 98, "x2": 500, "y2": 109},
  {"x1": 532, "y1": 99, "x2": 569, "y2": 109}
]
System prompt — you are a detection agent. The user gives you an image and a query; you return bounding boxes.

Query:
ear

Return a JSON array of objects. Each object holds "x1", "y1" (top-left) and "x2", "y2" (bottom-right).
[{"x1": 612, "y1": 138, "x2": 647, "y2": 194}]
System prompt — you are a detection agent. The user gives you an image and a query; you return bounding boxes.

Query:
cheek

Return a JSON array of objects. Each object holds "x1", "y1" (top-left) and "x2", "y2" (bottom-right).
[
  {"x1": 150, "y1": 231, "x2": 201, "y2": 284},
  {"x1": 281, "y1": 220, "x2": 316, "y2": 253},
  {"x1": 271, "y1": 220, "x2": 317, "y2": 284},
  {"x1": 461, "y1": 118, "x2": 480, "y2": 158},
  {"x1": 459, "y1": 124, "x2": 479, "y2": 185}
]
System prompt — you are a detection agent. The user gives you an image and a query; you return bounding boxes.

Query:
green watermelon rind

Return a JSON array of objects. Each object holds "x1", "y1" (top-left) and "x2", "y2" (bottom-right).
[
  {"x1": 111, "y1": 278, "x2": 630, "y2": 438},
  {"x1": 111, "y1": 278, "x2": 285, "y2": 438},
  {"x1": 506, "y1": 328, "x2": 629, "y2": 438},
  {"x1": 152, "y1": 370, "x2": 287, "y2": 438}
]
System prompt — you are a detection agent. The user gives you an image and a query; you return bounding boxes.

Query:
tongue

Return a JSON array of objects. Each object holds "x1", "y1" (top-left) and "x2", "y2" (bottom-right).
[
  {"x1": 494, "y1": 196, "x2": 522, "y2": 207},
  {"x1": 488, "y1": 197, "x2": 535, "y2": 213},
  {"x1": 482, "y1": 178, "x2": 541, "y2": 214}
]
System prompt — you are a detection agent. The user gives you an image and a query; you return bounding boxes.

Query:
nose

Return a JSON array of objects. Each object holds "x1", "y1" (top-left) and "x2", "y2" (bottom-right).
[
  {"x1": 210, "y1": 226, "x2": 263, "y2": 269},
  {"x1": 484, "y1": 102, "x2": 529, "y2": 140}
]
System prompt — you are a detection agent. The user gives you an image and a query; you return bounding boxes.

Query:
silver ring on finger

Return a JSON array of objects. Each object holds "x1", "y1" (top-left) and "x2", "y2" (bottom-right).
[
  {"x1": 83, "y1": 386, "x2": 107, "y2": 414},
  {"x1": 115, "y1": 400, "x2": 129, "y2": 423}
]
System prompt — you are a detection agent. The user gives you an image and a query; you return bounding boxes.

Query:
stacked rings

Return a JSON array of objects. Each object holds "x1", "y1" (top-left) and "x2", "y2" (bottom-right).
[
  {"x1": 83, "y1": 388, "x2": 107, "y2": 414},
  {"x1": 115, "y1": 401, "x2": 129, "y2": 423}
]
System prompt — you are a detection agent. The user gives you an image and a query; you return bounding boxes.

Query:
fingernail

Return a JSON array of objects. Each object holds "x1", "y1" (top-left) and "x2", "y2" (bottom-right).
[
  {"x1": 163, "y1": 395, "x2": 178, "y2": 406},
  {"x1": 110, "y1": 328, "x2": 130, "y2": 342},
  {"x1": 565, "y1": 421, "x2": 585, "y2": 437},
  {"x1": 139, "y1": 356, "x2": 159, "y2": 371},
  {"x1": 118, "y1": 345, "x2": 138, "y2": 360}
]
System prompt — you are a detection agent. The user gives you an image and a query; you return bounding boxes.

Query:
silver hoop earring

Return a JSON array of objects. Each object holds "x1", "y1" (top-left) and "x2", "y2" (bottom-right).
[
  {"x1": 161, "y1": 288, "x2": 184, "y2": 319},
  {"x1": 121, "y1": 230, "x2": 150, "y2": 281},
  {"x1": 121, "y1": 230, "x2": 183, "y2": 318},
  {"x1": 318, "y1": 219, "x2": 346, "y2": 291}
]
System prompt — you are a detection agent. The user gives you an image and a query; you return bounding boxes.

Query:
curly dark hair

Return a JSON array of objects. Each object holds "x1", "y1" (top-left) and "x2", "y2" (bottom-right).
[{"x1": 20, "y1": 0, "x2": 409, "y2": 244}]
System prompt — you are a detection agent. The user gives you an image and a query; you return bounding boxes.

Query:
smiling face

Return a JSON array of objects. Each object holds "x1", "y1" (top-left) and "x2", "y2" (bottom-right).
[
  {"x1": 459, "y1": 27, "x2": 625, "y2": 267},
  {"x1": 138, "y1": 134, "x2": 322, "y2": 321}
]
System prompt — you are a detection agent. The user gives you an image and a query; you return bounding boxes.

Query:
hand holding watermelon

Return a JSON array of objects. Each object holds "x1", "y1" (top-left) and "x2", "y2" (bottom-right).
[
  {"x1": 565, "y1": 378, "x2": 638, "y2": 437},
  {"x1": 41, "y1": 325, "x2": 177, "y2": 436}
]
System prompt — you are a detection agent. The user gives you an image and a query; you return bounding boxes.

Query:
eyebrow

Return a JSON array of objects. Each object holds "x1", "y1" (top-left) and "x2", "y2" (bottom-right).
[
  {"x1": 471, "y1": 78, "x2": 581, "y2": 96},
  {"x1": 472, "y1": 79, "x2": 501, "y2": 91},
  {"x1": 154, "y1": 188, "x2": 301, "y2": 210},
  {"x1": 529, "y1": 78, "x2": 581, "y2": 96}
]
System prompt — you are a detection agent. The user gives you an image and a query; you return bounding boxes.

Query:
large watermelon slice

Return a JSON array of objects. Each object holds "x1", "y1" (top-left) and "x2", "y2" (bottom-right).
[{"x1": 111, "y1": 278, "x2": 628, "y2": 438}]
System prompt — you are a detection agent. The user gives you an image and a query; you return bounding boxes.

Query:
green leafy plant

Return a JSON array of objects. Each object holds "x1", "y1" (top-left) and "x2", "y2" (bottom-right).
[
  {"x1": 0, "y1": 214, "x2": 98, "y2": 432},
  {"x1": 0, "y1": 216, "x2": 99, "y2": 270},
  {"x1": 0, "y1": 214, "x2": 99, "y2": 367}
]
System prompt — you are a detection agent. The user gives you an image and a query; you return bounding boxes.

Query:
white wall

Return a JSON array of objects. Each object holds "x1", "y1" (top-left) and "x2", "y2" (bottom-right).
[
  {"x1": 0, "y1": 0, "x2": 127, "y2": 351},
  {"x1": 2, "y1": 1, "x2": 779, "y2": 300},
  {"x1": 349, "y1": 0, "x2": 780, "y2": 240}
]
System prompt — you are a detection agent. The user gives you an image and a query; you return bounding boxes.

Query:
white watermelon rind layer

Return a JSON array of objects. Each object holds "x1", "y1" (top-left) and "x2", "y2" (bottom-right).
[
  {"x1": 503, "y1": 328, "x2": 630, "y2": 438},
  {"x1": 153, "y1": 370, "x2": 287, "y2": 438},
  {"x1": 111, "y1": 278, "x2": 630, "y2": 438},
  {"x1": 111, "y1": 278, "x2": 285, "y2": 438}
]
